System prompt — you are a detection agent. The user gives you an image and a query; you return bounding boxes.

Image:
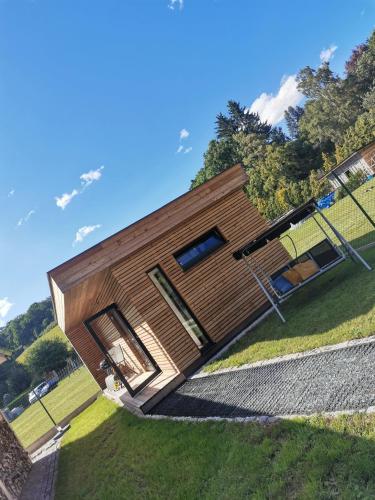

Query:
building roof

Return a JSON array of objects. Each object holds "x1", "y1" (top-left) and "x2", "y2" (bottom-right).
[
  {"x1": 48, "y1": 164, "x2": 248, "y2": 332},
  {"x1": 323, "y1": 139, "x2": 375, "y2": 179}
]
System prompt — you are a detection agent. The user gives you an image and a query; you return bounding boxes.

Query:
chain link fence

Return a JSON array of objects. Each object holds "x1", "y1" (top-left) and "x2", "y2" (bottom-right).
[{"x1": 281, "y1": 176, "x2": 375, "y2": 259}]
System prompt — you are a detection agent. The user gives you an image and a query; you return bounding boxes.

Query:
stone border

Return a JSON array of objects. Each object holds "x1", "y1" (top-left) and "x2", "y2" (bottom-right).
[
  {"x1": 146, "y1": 405, "x2": 375, "y2": 425},
  {"x1": 192, "y1": 334, "x2": 375, "y2": 379}
]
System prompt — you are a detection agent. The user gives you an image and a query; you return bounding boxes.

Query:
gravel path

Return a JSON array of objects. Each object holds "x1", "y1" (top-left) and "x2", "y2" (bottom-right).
[{"x1": 151, "y1": 341, "x2": 375, "y2": 418}]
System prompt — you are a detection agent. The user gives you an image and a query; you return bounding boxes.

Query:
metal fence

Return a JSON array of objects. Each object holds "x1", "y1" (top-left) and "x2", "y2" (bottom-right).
[
  {"x1": 2, "y1": 356, "x2": 100, "y2": 450},
  {"x1": 324, "y1": 176, "x2": 375, "y2": 252},
  {"x1": 281, "y1": 176, "x2": 375, "y2": 259}
]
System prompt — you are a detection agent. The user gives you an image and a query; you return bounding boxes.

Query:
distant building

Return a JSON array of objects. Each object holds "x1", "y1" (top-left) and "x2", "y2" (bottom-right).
[{"x1": 327, "y1": 140, "x2": 375, "y2": 189}]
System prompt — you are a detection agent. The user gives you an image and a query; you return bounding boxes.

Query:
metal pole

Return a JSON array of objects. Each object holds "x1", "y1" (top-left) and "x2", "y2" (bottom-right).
[
  {"x1": 243, "y1": 255, "x2": 286, "y2": 323},
  {"x1": 311, "y1": 215, "x2": 346, "y2": 259},
  {"x1": 315, "y1": 205, "x2": 372, "y2": 271},
  {"x1": 332, "y1": 171, "x2": 375, "y2": 230},
  {"x1": 33, "y1": 389, "x2": 58, "y2": 427}
]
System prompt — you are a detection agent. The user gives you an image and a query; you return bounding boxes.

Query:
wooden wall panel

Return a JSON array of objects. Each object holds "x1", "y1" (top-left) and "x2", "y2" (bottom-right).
[
  {"x1": 68, "y1": 324, "x2": 107, "y2": 389},
  {"x1": 110, "y1": 188, "x2": 290, "y2": 372},
  {"x1": 65, "y1": 186, "x2": 290, "y2": 380}
]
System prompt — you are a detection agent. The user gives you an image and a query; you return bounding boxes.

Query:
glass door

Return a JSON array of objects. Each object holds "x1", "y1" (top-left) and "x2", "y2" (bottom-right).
[{"x1": 84, "y1": 304, "x2": 160, "y2": 396}]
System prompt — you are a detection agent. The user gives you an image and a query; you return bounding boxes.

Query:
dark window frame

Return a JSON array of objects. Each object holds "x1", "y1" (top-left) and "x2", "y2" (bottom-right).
[
  {"x1": 147, "y1": 265, "x2": 213, "y2": 350},
  {"x1": 84, "y1": 303, "x2": 161, "y2": 397},
  {"x1": 173, "y1": 227, "x2": 227, "y2": 271}
]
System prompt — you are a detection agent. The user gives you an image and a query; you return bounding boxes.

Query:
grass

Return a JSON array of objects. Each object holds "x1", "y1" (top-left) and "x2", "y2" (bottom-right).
[
  {"x1": 205, "y1": 246, "x2": 375, "y2": 373},
  {"x1": 17, "y1": 325, "x2": 69, "y2": 364},
  {"x1": 56, "y1": 396, "x2": 375, "y2": 499},
  {"x1": 204, "y1": 181, "x2": 375, "y2": 373},
  {"x1": 281, "y1": 177, "x2": 375, "y2": 257},
  {"x1": 10, "y1": 367, "x2": 99, "y2": 448}
]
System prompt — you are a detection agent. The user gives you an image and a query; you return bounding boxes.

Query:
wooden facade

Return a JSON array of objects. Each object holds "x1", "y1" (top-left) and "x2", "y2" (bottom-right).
[{"x1": 48, "y1": 165, "x2": 290, "y2": 409}]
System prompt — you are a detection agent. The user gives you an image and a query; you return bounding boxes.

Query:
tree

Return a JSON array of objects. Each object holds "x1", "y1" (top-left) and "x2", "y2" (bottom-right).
[
  {"x1": 0, "y1": 297, "x2": 54, "y2": 351},
  {"x1": 6, "y1": 363, "x2": 31, "y2": 395},
  {"x1": 335, "y1": 109, "x2": 375, "y2": 163},
  {"x1": 297, "y1": 63, "x2": 338, "y2": 100},
  {"x1": 215, "y1": 100, "x2": 271, "y2": 140},
  {"x1": 284, "y1": 106, "x2": 304, "y2": 139},
  {"x1": 190, "y1": 138, "x2": 241, "y2": 189},
  {"x1": 26, "y1": 339, "x2": 69, "y2": 377},
  {"x1": 345, "y1": 43, "x2": 368, "y2": 75}
]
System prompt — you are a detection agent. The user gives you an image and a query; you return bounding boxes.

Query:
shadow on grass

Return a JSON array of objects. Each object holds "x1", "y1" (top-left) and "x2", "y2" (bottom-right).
[{"x1": 54, "y1": 397, "x2": 375, "y2": 499}]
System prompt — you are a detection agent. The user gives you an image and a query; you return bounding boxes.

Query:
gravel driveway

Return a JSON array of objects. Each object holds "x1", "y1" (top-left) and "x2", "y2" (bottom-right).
[{"x1": 151, "y1": 341, "x2": 375, "y2": 418}]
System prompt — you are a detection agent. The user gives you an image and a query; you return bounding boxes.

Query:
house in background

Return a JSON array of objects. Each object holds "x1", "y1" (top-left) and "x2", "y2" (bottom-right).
[
  {"x1": 327, "y1": 140, "x2": 375, "y2": 189},
  {"x1": 48, "y1": 165, "x2": 289, "y2": 413}
]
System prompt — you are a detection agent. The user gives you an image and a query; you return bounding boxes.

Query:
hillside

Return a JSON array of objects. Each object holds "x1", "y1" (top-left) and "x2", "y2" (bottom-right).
[
  {"x1": 16, "y1": 325, "x2": 69, "y2": 364},
  {"x1": 0, "y1": 297, "x2": 54, "y2": 352}
]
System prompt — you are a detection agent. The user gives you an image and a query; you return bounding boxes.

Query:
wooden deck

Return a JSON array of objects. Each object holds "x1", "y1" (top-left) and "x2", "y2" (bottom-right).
[{"x1": 104, "y1": 370, "x2": 185, "y2": 414}]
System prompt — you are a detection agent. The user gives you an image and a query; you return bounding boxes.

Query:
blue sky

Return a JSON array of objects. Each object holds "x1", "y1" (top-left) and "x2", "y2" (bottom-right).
[{"x1": 0, "y1": 0, "x2": 374, "y2": 324}]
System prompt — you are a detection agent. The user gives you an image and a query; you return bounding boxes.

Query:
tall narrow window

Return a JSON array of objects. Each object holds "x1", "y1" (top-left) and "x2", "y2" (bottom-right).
[{"x1": 148, "y1": 267, "x2": 210, "y2": 349}]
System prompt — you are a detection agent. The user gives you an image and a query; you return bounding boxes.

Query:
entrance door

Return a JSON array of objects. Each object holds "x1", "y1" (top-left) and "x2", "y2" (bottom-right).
[{"x1": 84, "y1": 304, "x2": 160, "y2": 396}]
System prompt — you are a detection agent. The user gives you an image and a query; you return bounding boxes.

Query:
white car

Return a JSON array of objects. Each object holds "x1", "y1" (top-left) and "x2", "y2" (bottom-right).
[{"x1": 28, "y1": 382, "x2": 50, "y2": 404}]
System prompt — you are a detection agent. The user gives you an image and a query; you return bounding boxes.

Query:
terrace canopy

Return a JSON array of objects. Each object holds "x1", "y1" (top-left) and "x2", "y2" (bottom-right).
[{"x1": 233, "y1": 199, "x2": 372, "y2": 323}]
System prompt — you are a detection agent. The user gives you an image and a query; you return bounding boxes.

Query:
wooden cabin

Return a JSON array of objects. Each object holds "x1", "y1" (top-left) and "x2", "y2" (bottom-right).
[{"x1": 48, "y1": 165, "x2": 289, "y2": 413}]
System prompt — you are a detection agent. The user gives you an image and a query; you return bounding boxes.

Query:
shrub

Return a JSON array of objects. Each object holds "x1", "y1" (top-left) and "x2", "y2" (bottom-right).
[
  {"x1": 336, "y1": 171, "x2": 367, "y2": 200},
  {"x1": 26, "y1": 338, "x2": 69, "y2": 377}
]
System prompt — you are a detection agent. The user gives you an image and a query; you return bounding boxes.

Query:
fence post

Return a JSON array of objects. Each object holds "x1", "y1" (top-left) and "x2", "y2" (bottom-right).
[{"x1": 332, "y1": 171, "x2": 375, "y2": 230}]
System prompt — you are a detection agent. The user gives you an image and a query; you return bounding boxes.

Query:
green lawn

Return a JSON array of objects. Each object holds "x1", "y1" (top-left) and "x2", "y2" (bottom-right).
[
  {"x1": 17, "y1": 325, "x2": 69, "y2": 364},
  {"x1": 11, "y1": 367, "x2": 99, "y2": 448},
  {"x1": 282, "y1": 177, "x2": 375, "y2": 258},
  {"x1": 205, "y1": 246, "x2": 375, "y2": 373},
  {"x1": 56, "y1": 396, "x2": 375, "y2": 499}
]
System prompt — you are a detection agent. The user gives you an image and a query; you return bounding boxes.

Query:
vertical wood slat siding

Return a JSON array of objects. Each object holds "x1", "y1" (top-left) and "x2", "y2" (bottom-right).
[
  {"x1": 65, "y1": 187, "x2": 290, "y2": 383},
  {"x1": 68, "y1": 324, "x2": 107, "y2": 388},
  {"x1": 110, "y1": 188, "x2": 289, "y2": 372}
]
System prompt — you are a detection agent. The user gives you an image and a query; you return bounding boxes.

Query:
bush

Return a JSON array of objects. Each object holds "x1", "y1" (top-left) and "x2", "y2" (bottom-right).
[
  {"x1": 26, "y1": 338, "x2": 69, "y2": 377},
  {"x1": 6, "y1": 363, "x2": 31, "y2": 394},
  {"x1": 336, "y1": 171, "x2": 367, "y2": 200}
]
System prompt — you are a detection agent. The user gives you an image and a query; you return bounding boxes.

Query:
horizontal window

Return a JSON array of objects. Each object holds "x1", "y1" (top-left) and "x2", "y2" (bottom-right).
[{"x1": 174, "y1": 228, "x2": 226, "y2": 271}]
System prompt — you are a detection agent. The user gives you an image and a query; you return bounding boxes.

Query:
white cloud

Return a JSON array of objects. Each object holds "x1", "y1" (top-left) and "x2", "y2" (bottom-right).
[
  {"x1": 249, "y1": 75, "x2": 303, "y2": 126},
  {"x1": 184, "y1": 146, "x2": 192, "y2": 154},
  {"x1": 176, "y1": 145, "x2": 184, "y2": 153},
  {"x1": 73, "y1": 224, "x2": 102, "y2": 246},
  {"x1": 0, "y1": 297, "x2": 13, "y2": 326},
  {"x1": 55, "y1": 189, "x2": 79, "y2": 210},
  {"x1": 17, "y1": 209, "x2": 35, "y2": 227},
  {"x1": 8, "y1": 189, "x2": 15, "y2": 197},
  {"x1": 179, "y1": 128, "x2": 189, "y2": 140},
  {"x1": 168, "y1": 0, "x2": 183, "y2": 10},
  {"x1": 320, "y1": 45, "x2": 338, "y2": 63},
  {"x1": 55, "y1": 165, "x2": 104, "y2": 210},
  {"x1": 80, "y1": 165, "x2": 104, "y2": 188}
]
